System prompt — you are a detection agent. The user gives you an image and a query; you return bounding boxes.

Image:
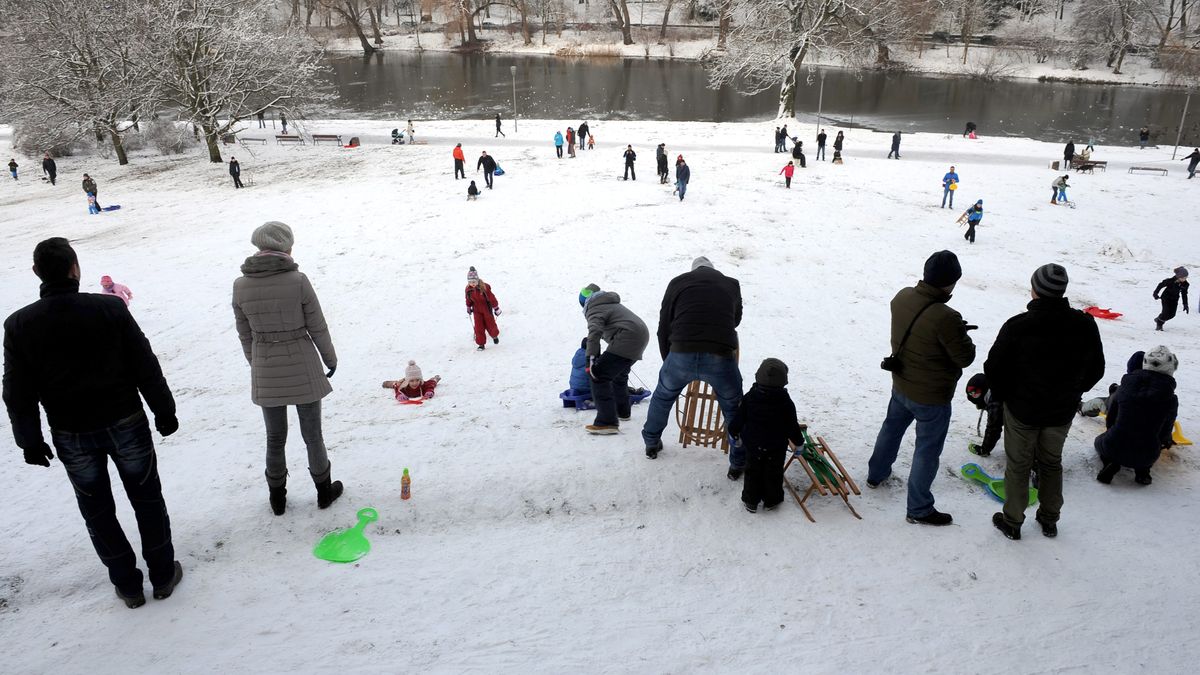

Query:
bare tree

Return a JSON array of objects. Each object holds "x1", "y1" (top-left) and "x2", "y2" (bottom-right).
[
  {"x1": 717, "y1": 0, "x2": 733, "y2": 49},
  {"x1": 319, "y1": 0, "x2": 380, "y2": 53},
  {"x1": 660, "y1": 0, "x2": 677, "y2": 43},
  {"x1": 610, "y1": 0, "x2": 635, "y2": 44}
]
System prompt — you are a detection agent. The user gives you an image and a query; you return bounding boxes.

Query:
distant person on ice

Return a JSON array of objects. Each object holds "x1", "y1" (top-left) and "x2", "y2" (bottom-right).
[
  {"x1": 453, "y1": 143, "x2": 466, "y2": 180},
  {"x1": 773, "y1": 126, "x2": 782, "y2": 153},
  {"x1": 963, "y1": 121, "x2": 977, "y2": 137},
  {"x1": 406, "y1": 119, "x2": 415, "y2": 143},
  {"x1": 578, "y1": 283, "x2": 650, "y2": 435},
  {"x1": 100, "y1": 275, "x2": 133, "y2": 306},
  {"x1": 42, "y1": 152, "x2": 57, "y2": 185},
  {"x1": 780, "y1": 125, "x2": 789, "y2": 151},
  {"x1": 1182, "y1": 148, "x2": 1200, "y2": 178},
  {"x1": 554, "y1": 131, "x2": 564, "y2": 158},
  {"x1": 1094, "y1": 346, "x2": 1179, "y2": 486},
  {"x1": 465, "y1": 266, "x2": 501, "y2": 351},
  {"x1": 1153, "y1": 266, "x2": 1189, "y2": 331},
  {"x1": 229, "y1": 157, "x2": 244, "y2": 189},
  {"x1": 476, "y1": 150, "x2": 497, "y2": 189},
  {"x1": 495, "y1": 113, "x2": 505, "y2": 138},
  {"x1": 623, "y1": 145, "x2": 637, "y2": 181},
  {"x1": 961, "y1": 200, "x2": 983, "y2": 244},
  {"x1": 383, "y1": 361, "x2": 441, "y2": 401},
  {"x1": 3, "y1": 237, "x2": 181, "y2": 608},
  {"x1": 7, "y1": 158, "x2": 17, "y2": 180},
  {"x1": 941, "y1": 165, "x2": 959, "y2": 208},
  {"x1": 888, "y1": 131, "x2": 902, "y2": 159},
  {"x1": 467, "y1": 180, "x2": 480, "y2": 201},
  {"x1": 816, "y1": 128, "x2": 827, "y2": 161},
  {"x1": 1139, "y1": 126, "x2": 1150, "y2": 149},
  {"x1": 675, "y1": 156, "x2": 690, "y2": 200},
  {"x1": 779, "y1": 161, "x2": 795, "y2": 188},
  {"x1": 728, "y1": 358, "x2": 803, "y2": 513}
]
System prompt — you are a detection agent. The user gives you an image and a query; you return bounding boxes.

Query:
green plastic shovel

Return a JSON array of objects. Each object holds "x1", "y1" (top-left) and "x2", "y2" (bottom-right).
[
  {"x1": 314, "y1": 507, "x2": 379, "y2": 563},
  {"x1": 961, "y1": 463, "x2": 1038, "y2": 507}
]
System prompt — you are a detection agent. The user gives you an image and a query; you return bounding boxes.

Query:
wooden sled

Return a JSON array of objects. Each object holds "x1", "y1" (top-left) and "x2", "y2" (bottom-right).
[
  {"x1": 782, "y1": 426, "x2": 861, "y2": 522},
  {"x1": 674, "y1": 380, "x2": 729, "y2": 452}
]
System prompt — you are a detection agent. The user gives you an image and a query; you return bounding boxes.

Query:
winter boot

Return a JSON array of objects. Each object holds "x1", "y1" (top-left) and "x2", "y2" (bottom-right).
[
  {"x1": 743, "y1": 501, "x2": 757, "y2": 513},
  {"x1": 152, "y1": 561, "x2": 184, "y2": 600},
  {"x1": 1134, "y1": 469, "x2": 1153, "y2": 485},
  {"x1": 1155, "y1": 318, "x2": 1164, "y2": 331},
  {"x1": 269, "y1": 485, "x2": 287, "y2": 516},
  {"x1": 906, "y1": 509, "x2": 953, "y2": 526},
  {"x1": 493, "y1": 337, "x2": 499, "y2": 344},
  {"x1": 645, "y1": 440, "x2": 662, "y2": 459},
  {"x1": 316, "y1": 478, "x2": 344, "y2": 509},
  {"x1": 476, "y1": 345, "x2": 485, "y2": 351},
  {"x1": 1035, "y1": 514, "x2": 1058, "y2": 538},
  {"x1": 992, "y1": 512, "x2": 1021, "y2": 540},
  {"x1": 115, "y1": 586, "x2": 146, "y2": 609},
  {"x1": 585, "y1": 424, "x2": 619, "y2": 435},
  {"x1": 1097, "y1": 462, "x2": 1120, "y2": 484},
  {"x1": 726, "y1": 467, "x2": 743, "y2": 481},
  {"x1": 967, "y1": 442, "x2": 990, "y2": 457}
]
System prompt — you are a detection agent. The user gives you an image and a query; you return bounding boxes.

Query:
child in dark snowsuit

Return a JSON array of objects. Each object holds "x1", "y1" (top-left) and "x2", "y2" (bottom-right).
[
  {"x1": 965, "y1": 374, "x2": 1003, "y2": 456},
  {"x1": 465, "y1": 266, "x2": 500, "y2": 350},
  {"x1": 727, "y1": 358, "x2": 803, "y2": 513},
  {"x1": 1095, "y1": 346, "x2": 1179, "y2": 486},
  {"x1": 1153, "y1": 267, "x2": 1189, "y2": 331},
  {"x1": 570, "y1": 338, "x2": 592, "y2": 396},
  {"x1": 1080, "y1": 351, "x2": 1144, "y2": 417},
  {"x1": 467, "y1": 181, "x2": 480, "y2": 201}
]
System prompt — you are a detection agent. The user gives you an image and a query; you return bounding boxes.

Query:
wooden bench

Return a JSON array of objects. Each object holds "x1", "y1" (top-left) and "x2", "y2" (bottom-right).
[
  {"x1": 221, "y1": 134, "x2": 237, "y2": 146},
  {"x1": 239, "y1": 137, "x2": 267, "y2": 146},
  {"x1": 1129, "y1": 166, "x2": 1168, "y2": 176},
  {"x1": 1071, "y1": 158, "x2": 1107, "y2": 172},
  {"x1": 276, "y1": 135, "x2": 304, "y2": 146},
  {"x1": 311, "y1": 134, "x2": 343, "y2": 147}
]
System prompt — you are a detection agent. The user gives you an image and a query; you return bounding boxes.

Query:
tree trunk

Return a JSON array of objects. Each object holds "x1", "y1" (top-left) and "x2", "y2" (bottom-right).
[
  {"x1": 777, "y1": 42, "x2": 808, "y2": 119},
  {"x1": 659, "y1": 0, "x2": 674, "y2": 43},
  {"x1": 463, "y1": 4, "x2": 478, "y2": 43},
  {"x1": 716, "y1": 0, "x2": 731, "y2": 50},
  {"x1": 609, "y1": 0, "x2": 634, "y2": 45},
  {"x1": 368, "y1": 5, "x2": 384, "y2": 44},
  {"x1": 876, "y1": 41, "x2": 890, "y2": 66},
  {"x1": 340, "y1": 3, "x2": 379, "y2": 53},
  {"x1": 203, "y1": 122, "x2": 222, "y2": 163},
  {"x1": 109, "y1": 128, "x2": 129, "y2": 166},
  {"x1": 518, "y1": 1, "x2": 531, "y2": 45},
  {"x1": 961, "y1": 17, "x2": 971, "y2": 65}
]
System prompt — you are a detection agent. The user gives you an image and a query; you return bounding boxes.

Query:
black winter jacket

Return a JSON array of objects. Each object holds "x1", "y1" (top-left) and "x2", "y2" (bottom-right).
[
  {"x1": 42, "y1": 157, "x2": 56, "y2": 174},
  {"x1": 477, "y1": 155, "x2": 497, "y2": 172},
  {"x1": 229, "y1": 160, "x2": 241, "y2": 177},
  {"x1": 1097, "y1": 369, "x2": 1178, "y2": 469},
  {"x1": 984, "y1": 297, "x2": 1104, "y2": 427},
  {"x1": 727, "y1": 384, "x2": 803, "y2": 456},
  {"x1": 1154, "y1": 277, "x2": 1189, "y2": 309},
  {"x1": 3, "y1": 280, "x2": 174, "y2": 448},
  {"x1": 624, "y1": 149, "x2": 636, "y2": 165},
  {"x1": 657, "y1": 266, "x2": 741, "y2": 358}
]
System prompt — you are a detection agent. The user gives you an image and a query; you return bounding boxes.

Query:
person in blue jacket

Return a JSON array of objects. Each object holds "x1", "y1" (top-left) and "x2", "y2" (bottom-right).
[
  {"x1": 570, "y1": 338, "x2": 592, "y2": 396},
  {"x1": 1095, "y1": 346, "x2": 1179, "y2": 486},
  {"x1": 962, "y1": 200, "x2": 983, "y2": 244},
  {"x1": 941, "y1": 166, "x2": 959, "y2": 208},
  {"x1": 554, "y1": 131, "x2": 564, "y2": 159}
]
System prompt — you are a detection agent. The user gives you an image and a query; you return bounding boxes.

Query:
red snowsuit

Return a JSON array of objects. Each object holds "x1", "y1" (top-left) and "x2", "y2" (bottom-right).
[
  {"x1": 394, "y1": 378, "x2": 438, "y2": 400},
  {"x1": 465, "y1": 282, "x2": 500, "y2": 346}
]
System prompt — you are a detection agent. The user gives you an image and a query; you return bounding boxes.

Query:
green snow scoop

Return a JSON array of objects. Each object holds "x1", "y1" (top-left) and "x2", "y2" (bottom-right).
[
  {"x1": 313, "y1": 507, "x2": 379, "y2": 563},
  {"x1": 961, "y1": 463, "x2": 1038, "y2": 507}
]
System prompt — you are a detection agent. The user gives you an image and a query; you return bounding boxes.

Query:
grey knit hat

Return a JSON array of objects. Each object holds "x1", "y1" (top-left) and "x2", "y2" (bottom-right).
[
  {"x1": 251, "y1": 221, "x2": 294, "y2": 253},
  {"x1": 1031, "y1": 263, "x2": 1069, "y2": 298},
  {"x1": 1175, "y1": 266, "x2": 1189, "y2": 278},
  {"x1": 692, "y1": 256, "x2": 714, "y2": 271},
  {"x1": 755, "y1": 358, "x2": 789, "y2": 387},
  {"x1": 1143, "y1": 346, "x2": 1178, "y2": 376}
]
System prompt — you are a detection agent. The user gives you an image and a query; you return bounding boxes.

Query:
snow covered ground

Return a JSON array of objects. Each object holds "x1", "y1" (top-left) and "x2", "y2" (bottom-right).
[{"x1": 1, "y1": 120, "x2": 1198, "y2": 673}]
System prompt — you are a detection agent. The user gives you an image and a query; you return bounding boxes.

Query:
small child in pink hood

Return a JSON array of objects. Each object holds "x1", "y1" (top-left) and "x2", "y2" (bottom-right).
[
  {"x1": 382, "y1": 360, "x2": 441, "y2": 401},
  {"x1": 100, "y1": 275, "x2": 133, "y2": 306}
]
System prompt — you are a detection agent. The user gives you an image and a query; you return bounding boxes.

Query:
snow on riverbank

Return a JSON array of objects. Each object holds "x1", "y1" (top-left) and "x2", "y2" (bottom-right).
[{"x1": 1, "y1": 120, "x2": 1198, "y2": 672}]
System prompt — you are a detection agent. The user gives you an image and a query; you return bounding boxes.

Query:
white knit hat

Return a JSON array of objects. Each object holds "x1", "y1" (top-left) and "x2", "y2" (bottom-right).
[
  {"x1": 405, "y1": 360, "x2": 422, "y2": 381},
  {"x1": 1143, "y1": 346, "x2": 1178, "y2": 376}
]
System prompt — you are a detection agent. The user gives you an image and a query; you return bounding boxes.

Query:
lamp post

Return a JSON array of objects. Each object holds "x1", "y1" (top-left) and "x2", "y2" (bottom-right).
[
  {"x1": 510, "y1": 65, "x2": 518, "y2": 133},
  {"x1": 1172, "y1": 87, "x2": 1191, "y2": 160},
  {"x1": 815, "y1": 69, "x2": 826, "y2": 134}
]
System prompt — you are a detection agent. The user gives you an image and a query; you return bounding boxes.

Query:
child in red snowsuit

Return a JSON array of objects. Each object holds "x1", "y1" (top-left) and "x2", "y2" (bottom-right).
[
  {"x1": 383, "y1": 360, "x2": 441, "y2": 401},
  {"x1": 465, "y1": 266, "x2": 501, "y2": 350}
]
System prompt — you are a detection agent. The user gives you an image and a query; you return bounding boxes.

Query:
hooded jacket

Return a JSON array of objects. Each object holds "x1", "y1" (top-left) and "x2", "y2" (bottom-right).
[
  {"x1": 1097, "y1": 369, "x2": 1178, "y2": 469},
  {"x1": 727, "y1": 383, "x2": 803, "y2": 455},
  {"x1": 584, "y1": 291, "x2": 650, "y2": 362}
]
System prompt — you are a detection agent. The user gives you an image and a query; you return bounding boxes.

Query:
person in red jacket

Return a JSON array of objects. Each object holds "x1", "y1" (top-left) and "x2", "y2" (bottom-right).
[
  {"x1": 383, "y1": 360, "x2": 441, "y2": 401},
  {"x1": 779, "y1": 161, "x2": 795, "y2": 188},
  {"x1": 452, "y1": 143, "x2": 466, "y2": 180},
  {"x1": 465, "y1": 266, "x2": 500, "y2": 350}
]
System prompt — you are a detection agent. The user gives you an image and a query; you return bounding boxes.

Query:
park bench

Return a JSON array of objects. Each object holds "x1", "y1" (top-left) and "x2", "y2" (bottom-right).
[
  {"x1": 239, "y1": 137, "x2": 267, "y2": 146},
  {"x1": 1129, "y1": 166, "x2": 1168, "y2": 176},
  {"x1": 276, "y1": 135, "x2": 304, "y2": 146},
  {"x1": 312, "y1": 134, "x2": 343, "y2": 147},
  {"x1": 221, "y1": 134, "x2": 236, "y2": 146},
  {"x1": 1071, "y1": 157, "x2": 1107, "y2": 172}
]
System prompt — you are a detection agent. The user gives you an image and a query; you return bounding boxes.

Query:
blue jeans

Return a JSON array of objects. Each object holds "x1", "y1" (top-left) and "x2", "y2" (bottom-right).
[
  {"x1": 816, "y1": 145, "x2": 825, "y2": 160},
  {"x1": 52, "y1": 411, "x2": 175, "y2": 594},
  {"x1": 867, "y1": 389, "x2": 952, "y2": 517},
  {"x1": 942, "y1": 187, "x2": 954, "y2": 208},
  {"x1": 676, "y1": 180, "x2": 687, "y2": 201},
  {"x1": 641, "y1": 352, "x2": 744, "y2": 467}
]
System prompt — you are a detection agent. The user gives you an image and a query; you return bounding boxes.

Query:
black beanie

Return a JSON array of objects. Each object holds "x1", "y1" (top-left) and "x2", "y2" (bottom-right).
[
  {"x1": 923, "y1": 250, "x2": 962, "y2": 288},
  {"x1": 755, "y1": 358, "x2": 789, "y2": 387}
]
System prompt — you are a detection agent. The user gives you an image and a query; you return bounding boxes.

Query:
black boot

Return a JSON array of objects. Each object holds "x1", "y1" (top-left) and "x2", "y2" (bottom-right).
[
  {"x1": 992, "y1": 512, "x2": 1021, "y2": 540},
  {"x1": 270, "y1": 485, "x2": 287, "y2": 516},
  {"x1": 1134, "y1": 469, "x2": 1153, "y2": 485},
  {"x1": 316, "y1": 478, "x2": 344, "y2": 509},
  {"x1": 1097, "y1": 462, "x2": 1120, "y2": 484}
]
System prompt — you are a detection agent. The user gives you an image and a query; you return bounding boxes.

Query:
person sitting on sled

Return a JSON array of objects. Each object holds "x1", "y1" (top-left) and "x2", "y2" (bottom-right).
[
  {"x1": 467, "y1": 180, "x2": 480, "y2": 201},
  {"x1": 1080, "y1": 351, "x2": 1144, "y2": 417},
  {"x1": 570, "y1": 338, "x2": 592, "y2": 397},
  {"x1": 383, "y1": 360, "x2": 441, "y2": 401}
]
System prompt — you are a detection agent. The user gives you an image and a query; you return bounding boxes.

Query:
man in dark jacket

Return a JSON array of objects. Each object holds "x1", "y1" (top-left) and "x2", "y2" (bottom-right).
[
  {"x1": 623, "y1": 145, "x2": 636, "y2": 180},
  {"x1": 476, "y1": 150, "x2": 497, "y2": 189},
  {"x1": 1182, "y1": 148, "x2": 1199, "y2": 178},
  {"x1": 3, "y1": 238, "x2": 182, "y2": 608},
  {"x1": 1063, "y1": 140, "x2": 1076, "y2": 165},
  {"x1": 656, "y1": 144, "x2": 669, "y2": 184},
  {"x1": 1095, "y1": 346, "x2": 1178, "y2": 486},
  {"x1": 867, "y1": 250, "x2": 976, "y2": 526},
  {"x1": 1153, "y1": 266, "x2": 1189, "y2": 331},
  {"x1": 675, "y1": 158, "x2": 691, "y2": 201},
  {"x1": 888, "y1": 131, "x2": 902, "y2": 159},
  {"x1": 42, "y1": 153, "x2": 57, "y2": 185},
  {"x1": 82, "y1": 173, "x2": 100, "y2": 209},
  {"x1": 985, "y1": 263, "x2": 1104, "y2": 540},
  {"x1": 579, "y1": 284, "x2": 650, "y2": 435},
  {"x1": 229, "y1": 157, "x2": 244, "y2": 189},
  {"x1": 578, "y1": 121, "x2": 589, "y2": 148},
  {"x1": 641, "y1": 257, "x2": 744, "y2": 474},
  {"x1": 816, "y1": 129, "x2": 827, "y2": 161}
]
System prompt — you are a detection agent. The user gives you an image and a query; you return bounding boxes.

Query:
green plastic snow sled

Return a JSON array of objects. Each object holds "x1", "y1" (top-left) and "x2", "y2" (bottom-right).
[
  {"x1": 961, "y1": 463, "x2": 1038, "y2": 507},
  {"x1": 314, "y1": 507, "x2": 379, "y2": 563}
]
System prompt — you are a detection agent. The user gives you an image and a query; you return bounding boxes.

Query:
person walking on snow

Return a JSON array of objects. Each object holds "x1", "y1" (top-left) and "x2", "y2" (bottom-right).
[
  {"x1": 1051, "y1": 175, "x2": 1069, "y2": 204},
  {"x1": 578, "y1": 121, "x2": 590, "y2": 149},
  {"x1": 42, "y1": 153, "x2": 57, "y2": 185},
  {"x1": 779, "y1": 161, "x2": 795, "y2": 188},
  {"x1": 495, "y1": 113, "x2": 505, "y2": 138},
  {"x1": 465, "y1": 267, "x2": 500, "y2": 350},
  {"x1": 3, "y1": 237, "x2": 182, "y2": 609},
  {"x1": 7, "y1": 159, "x2": 17, "y2": 180},
  {"x1": 82, "y1": 173, "x2": 101, "y2": 209},
  {"x1": 675, "y1": 156, "x2": 690, "y2": 201},
  {"x1": 100, "y1": 275, "x2": 134, "y2": 306},
  {"x1": 816, "y1": 129, "x2": 827, "y2": 161},
  {"x1": 1063, "y1": 140, "x2": 1075, "y2": 166},
  {"x1": 1153, "y1": 267, "x2": 1189, "y2": 331},
  {"x1": 554, "y1": 131, "x2": 564, "y2": 158},
  {"x1": 405, "y1": 120, "x2": 415, "y2": 143},
  {"x1": 656, "y1": 144, "x2": 669, "y2": 184},
  {"x1": 453, "y1": 143, "x2": 466, "y2": 180},
  {"x1": 941, "y1": 166, "x2": 959, "y2": 208},
  {"x1": 476, "y1": 151, "x2": 497, "y2": 189},
  {"x1": 229, "y1": 157, "x2": 244, "y2": 189},
  {"x1": 1182, "y1": 148, "x2": 1200, "y2": 178},
  {"x1": 961, "y1": 200, "x2": 983, "y2": 244},
  {"x1": 623, "y1": 145, "x2": 637, "y2": 181},
  {"x1": 1139, "y1": 127, "x2": 1150, "y2": 149},
  {"x1": 578, "y1": 284, "x2": 650, "y2": 435},
  {"x1": 888, "y1": 131, "x2": 902, "y2": 159},
  {"x1": 985, "y1": 264, "x2": 1105, "y2": 540}
]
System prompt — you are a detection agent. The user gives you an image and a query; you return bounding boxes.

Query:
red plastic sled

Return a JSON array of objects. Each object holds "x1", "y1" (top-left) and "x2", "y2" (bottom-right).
[
  {"x1": 1084, "y1": 306, "x2": 1123, "y2": 320},
  {"x1": 398, "y1": 399, "x2": 424, "y2": 405}
]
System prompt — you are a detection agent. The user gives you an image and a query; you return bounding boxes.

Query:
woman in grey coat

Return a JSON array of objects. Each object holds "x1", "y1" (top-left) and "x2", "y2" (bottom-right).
[{"x1": 233, "y1": 222, "x2": 342, "y2": 515}]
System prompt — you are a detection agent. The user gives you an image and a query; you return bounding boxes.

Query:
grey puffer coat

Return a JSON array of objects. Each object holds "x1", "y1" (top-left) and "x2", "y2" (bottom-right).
[
  {"x1": 233, "y1": 253, "x2": 336, "y2": 407},
  {"x1": 585, "y1": 291, "x2": 650, "y2": 361}
]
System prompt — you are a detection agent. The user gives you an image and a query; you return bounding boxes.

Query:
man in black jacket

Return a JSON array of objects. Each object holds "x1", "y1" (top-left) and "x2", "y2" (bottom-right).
[
  {"x1": 623, "y1": 145, "x2": 636, "y2": 180},
  {"x1": 3, "y1": 238, "x2": 182, "y2": 608},
  {"x1": 816, "y1": 129, "x2": 827, "y2": 161},
  {"x1": 476, "y1": 150, "x2": 497, "y2": 189},
  {"x1": 984, "y1": 263, "x2": 1104, "y2": 540},
  {"x1": 641, "y1": 257, "x2": 744, "y2": 476},
  {"x1": 41, "y1": 152, "x2": 57, "y2": 185},
  {"x1": 229, "y1": 157, "x2": 244, "y2": 189}
]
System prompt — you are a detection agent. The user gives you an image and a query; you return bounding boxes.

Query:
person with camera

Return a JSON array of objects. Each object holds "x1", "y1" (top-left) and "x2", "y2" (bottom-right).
[{"x1": 867, "y1": 250, "x2": 977, "y2": 526}]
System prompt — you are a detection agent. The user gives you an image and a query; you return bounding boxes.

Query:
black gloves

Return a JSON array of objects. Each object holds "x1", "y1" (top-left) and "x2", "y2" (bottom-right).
[
  {"x1": 23, "y1": 442, "x2": 53, "y2": 467},
  {"x1": 326, "y1": 366, "x2": 336, "y2": 379},
  {"x1": 156, "y1": 415, "x2": 179, "y2": 437}
]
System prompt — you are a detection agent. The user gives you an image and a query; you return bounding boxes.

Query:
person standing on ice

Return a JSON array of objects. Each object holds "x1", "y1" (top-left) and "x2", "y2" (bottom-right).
[
  {"x1": 229, "y1": 157, "x2": 244, "y2": 189},
  {"x1": 656, "y1": 143, "x2": 669, "y2": 183},
  {"x1": 3, "y1": 237, "x2": 182, "y2": 608},
  {"x1": 476, "y1": 150, "x2": 497, "y2": 189},
  {"x1": 1062, "y1": 140, "x2": 1075, "y2": 166},
  {"x1": 816, "y1": 129, "x2": 827, "y2": 161},
  {"x1": 941, "y1": 166, "x2": 959, "y2": 208},
  {"x1": 7, "y1": 158, "x2": 17, "y2": 180},
  {"x1": 465, "y1": 266, "x2": 501, "y2": 351},
  {"x1": 985, "y1": 264, "x2": 1104, "y2": 540},
  {"x1": 578, "y1": 283, "x2": 650, "y2": 435},
  {"x1": 961, "y1": 200, "x2": 983, "y2": 244},
  {"x1": 779, "y1": 161, "x2": 795, "y2": 188},
  {"x1": 866, "y1": 250, "x2": 976, "y2": 527},
  {"x1": 641, "y1": 257, "x2": 743, "y2": 476},
  {"x1": 675, "y1": 156, "x2": 690, "y2": 201},
  {"x1": 554, "y1": 131, "x2": 564, "y2": 158},
  {"x1": 495, "y1": 113, "x2": 505, "y2": 138},
  {"x1": 233, "y1": 222, "x2": 343, "y2": 517},
  {"x1": 42, "y1": 152, "x2": 57, "y2": 185},
  {"x1": 1181, "y1": 148, "x2": 1200, "y2": 178},
  {"x1": 100, "y1": 275, "x2": 133, "y2": 306},
  {"x1": 1153, "y1": 267, "x2": 1189, "y2": 331},
  {"x1": 888, "y1": 131, "x2": 902, "y2": 159},
  {"x1": 1139, "y1": 127, "x2": 1150, "y2": 149},
  {"x1": 452, "y1": 143, "x2": 466, "y2": 180},
  {"x1": 623, "y1": 145, "x2": 637, "y2": 180}
]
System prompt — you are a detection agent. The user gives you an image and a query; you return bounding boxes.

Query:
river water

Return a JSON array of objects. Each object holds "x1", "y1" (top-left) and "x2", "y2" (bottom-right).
[{"x1": 323, "y1": 52, "x2": 1196, "y2": 146}]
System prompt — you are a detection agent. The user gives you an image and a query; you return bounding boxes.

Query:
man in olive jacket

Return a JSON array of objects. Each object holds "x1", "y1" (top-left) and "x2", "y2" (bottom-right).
[
  {"x1": 985, "y1": 264, "x2": 1104, "y2": 540},
  {"x1": 579, "y1": 284, "x2": 650, "y2": 435},
  {"x1": 867, "y1": 250, "x2": 976, "y2": 526}
]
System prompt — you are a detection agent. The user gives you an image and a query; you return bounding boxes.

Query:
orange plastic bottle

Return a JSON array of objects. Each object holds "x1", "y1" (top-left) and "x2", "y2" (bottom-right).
[{"x1": 401, "y1": 467, "x2": 411, "y2": 500}]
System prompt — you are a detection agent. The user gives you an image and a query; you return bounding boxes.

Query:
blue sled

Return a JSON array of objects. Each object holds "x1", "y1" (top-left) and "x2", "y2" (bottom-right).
[{"x1": 560, "y1": 387, "x2": 651, "y2": 411}]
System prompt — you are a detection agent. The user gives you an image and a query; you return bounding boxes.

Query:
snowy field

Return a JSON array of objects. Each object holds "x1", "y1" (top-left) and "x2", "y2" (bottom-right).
[{"x1": 1, "y1": 120, "x2": 1198, "y2": 673}]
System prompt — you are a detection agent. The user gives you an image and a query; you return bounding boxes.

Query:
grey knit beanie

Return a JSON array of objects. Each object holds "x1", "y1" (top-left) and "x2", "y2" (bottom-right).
[
  {"x1": 1143, "y1": 346, "x2": 1178, "y2": 376},
  {"x1": 755, "y1": 358, "x2": 789, "y2": 388},
  {"x1": 692, "y1": 256, "x2": 714, "y2": 271},
  {"x1": 251, "y1": 221, "x2": 294, "y2": 253},
  {"x1": 1175, "y1": 266, "x2": 1189, "y2": 278},
  {"x1": 1031, "y1": 263, "x2": 1069, "y2": 298}
]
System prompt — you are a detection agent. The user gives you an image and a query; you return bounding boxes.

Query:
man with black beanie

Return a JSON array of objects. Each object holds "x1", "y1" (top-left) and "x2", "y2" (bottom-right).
[
  {"x1": 985, "y1": 263, "x2": 1104, "y2": 540},
  {"x1": 3, "y1": 237, "x2": 182, "y2": 608},
  {"x1": 867, "y1": 250, "x2": 976, "y2": 526}
]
